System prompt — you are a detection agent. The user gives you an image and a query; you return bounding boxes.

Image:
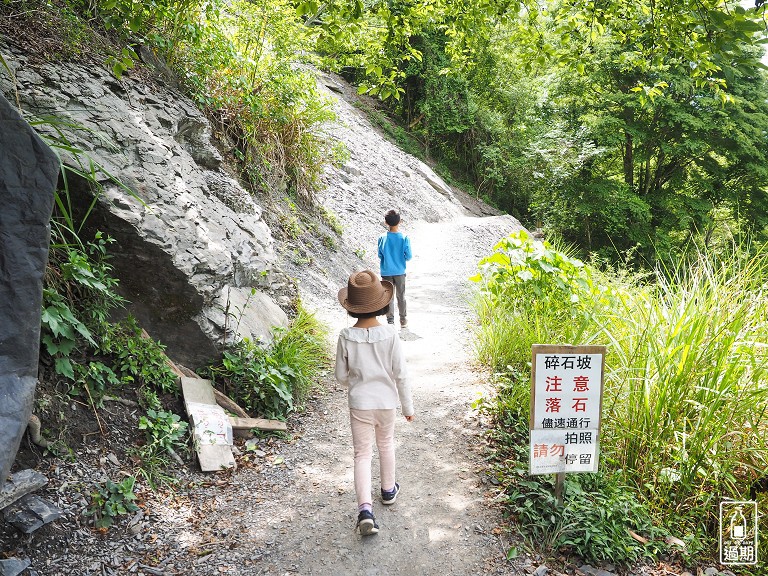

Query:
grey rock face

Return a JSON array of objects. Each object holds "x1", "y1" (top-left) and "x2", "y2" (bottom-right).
[
  {"x1": 0, "y1": 44, "x2": 287, "y2": 368},
  {"x1": 0, "y1": 93, "x2": 58, "y2": 486},
  {"x1": 0, "y1": 469, "x2": 49, "y2": 510},
  {"x1": 4, "y1": 494, "x2": 64, "y2": 533},
  {"x1": 288, "y1": 71, "x2": 511, "y2": 307}
]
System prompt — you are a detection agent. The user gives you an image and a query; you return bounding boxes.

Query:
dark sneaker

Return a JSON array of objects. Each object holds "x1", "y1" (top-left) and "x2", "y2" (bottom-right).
[
  {"x1": 381, "y1": 482, "x2": 400, "y2": 505},
  {"x1": 387, "y1": 317, "x2": 395, "y2": 324},
  {"x1": 357, "y1": 510, "x2": 379, "y2": 535},
  {"x1": 400, "y1": 319, "x2": 408, "y2": 328}
]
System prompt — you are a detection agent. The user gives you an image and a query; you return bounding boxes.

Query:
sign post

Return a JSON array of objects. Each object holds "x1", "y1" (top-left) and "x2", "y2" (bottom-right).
[{"x1": 529, "y1": 345, "x2": 606, "y2": 501}]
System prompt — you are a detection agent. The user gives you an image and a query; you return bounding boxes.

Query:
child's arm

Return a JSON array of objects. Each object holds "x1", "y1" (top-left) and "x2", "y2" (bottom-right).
[
  {"x1": 391, "y1": 337, "x2": 414, "y2": 418},
  {"x1": 334, "y1": 336, "x2": 349, "y2": 386},
  {"x1": 377, "y1": 235, "x2": 385, "y2": 264},
  {"x1": 404, "y1": 236, "x2": 412, "y2": 262}
]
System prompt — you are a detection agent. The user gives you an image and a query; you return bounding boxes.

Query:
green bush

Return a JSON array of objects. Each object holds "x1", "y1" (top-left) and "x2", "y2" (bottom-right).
[
  {"x1": 138, "y1": 409, "x2": 188, "y2": 453},
  {"x1": 171, "y1": 0, "x2": 336, "y2": 202},
  {"x1": 470, "y1": 229, "x2": 618, "y2": 371},
  {"x1": 87, "y1": 476, "x2": 139, "y2": 529},
  {"x1": 205, "y1": 305, "x2": 328, "y2": 419},
  {"x1": 269, "y1": 307, "x2": 328, "y2": 406},
  {"x1": 42, "y1": 234, "x2": 124, "y2": 380},
  {"x1": 99, "y1": 316, "x2": 179, "y2": 396}
]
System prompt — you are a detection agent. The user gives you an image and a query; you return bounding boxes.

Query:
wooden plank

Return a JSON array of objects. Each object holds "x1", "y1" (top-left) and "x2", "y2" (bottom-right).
[
  {"x1": 214, "y1": 388, "x2": 250, "y2": 418},
  {"x1": 197, "y1": 445, "x2": 236, "y2": 472},
  {"x1": 229, "y1": 416, "x2": 287, "y2": 432},
  {"x1": 179, "y1": 377, "x2": 235, "y2": 472},
  {"x1": 181, "y1": 377, "x2": 218, "y2": 406},
  {"x1": 180, "y1": 376, "x2": 250, "y2": 419},
  {"x1": 153, "y1": 338, "x2": 250, "y2": 418}
]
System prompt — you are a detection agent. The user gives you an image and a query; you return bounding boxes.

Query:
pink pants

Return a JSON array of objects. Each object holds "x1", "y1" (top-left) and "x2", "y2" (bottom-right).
[{"x1": 349, "y1": 408, "x2": 396, "y2": 506}]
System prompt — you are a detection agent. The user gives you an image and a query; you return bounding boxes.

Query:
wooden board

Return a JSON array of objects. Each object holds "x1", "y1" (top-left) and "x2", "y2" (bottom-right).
[
  {"x1": 197, "y1": 445, "x2": 236, "y2": 472},
  {"x1": 229, "y1": 416, "x2": 287, "y2": 432},
  {"x1": 180, "y1": 377, "x2": 236, "y2": 472},
  {"x1": 181, "y1": 377, "x2": 218, "y2": 406}
]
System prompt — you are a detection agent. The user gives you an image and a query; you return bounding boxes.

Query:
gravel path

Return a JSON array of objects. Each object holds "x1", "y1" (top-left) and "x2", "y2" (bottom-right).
[{"x1": 271, "y1": 214, "x2": 523, "y2": 576}]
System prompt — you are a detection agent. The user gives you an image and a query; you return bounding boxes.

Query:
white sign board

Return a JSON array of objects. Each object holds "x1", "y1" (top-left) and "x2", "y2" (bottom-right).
[{"x1": 529, "y1": 345, "x2": 605, "y2": 475}]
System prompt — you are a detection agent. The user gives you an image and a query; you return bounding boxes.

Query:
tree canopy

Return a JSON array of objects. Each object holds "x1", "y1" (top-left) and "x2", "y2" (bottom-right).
[{"x1": 303, "y1": 0, "x2": 768, "y2": 265}]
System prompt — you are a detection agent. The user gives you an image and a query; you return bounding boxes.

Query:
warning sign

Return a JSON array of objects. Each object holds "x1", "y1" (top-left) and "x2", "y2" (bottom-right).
[{"x1": 529, "y1": 345, "x2": 605, "y2": 475}]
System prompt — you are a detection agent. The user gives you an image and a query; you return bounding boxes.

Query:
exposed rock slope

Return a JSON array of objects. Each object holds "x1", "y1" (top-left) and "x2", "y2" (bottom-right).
[
  {"x1": 284, "y1": 71, "x2": 508, "y2": 310},
  {"x1": 0, "y1": 41, "x2": 288, "y2": 369}
]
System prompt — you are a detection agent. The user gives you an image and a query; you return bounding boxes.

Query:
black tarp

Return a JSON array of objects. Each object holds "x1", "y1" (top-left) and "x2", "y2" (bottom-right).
[{"x1": 0, "y1": 93, "x2": 58, "y2": 486}]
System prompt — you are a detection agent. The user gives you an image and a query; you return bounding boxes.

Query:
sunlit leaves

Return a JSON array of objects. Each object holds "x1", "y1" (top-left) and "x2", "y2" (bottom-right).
[
  {"x1": 306, "y1": 0, "x2": 768, "y2": 106},
  {"x1": 630, "y1": 81, "x2": 669, "y2": 106},
  {"x1": 295, "y1": 0, "x2": 319, "y2": 17}
]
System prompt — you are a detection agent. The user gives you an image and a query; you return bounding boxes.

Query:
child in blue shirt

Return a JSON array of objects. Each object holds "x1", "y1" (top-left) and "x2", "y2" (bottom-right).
[{"x1": 378, "y1": 209, "x2": 412, "y2": 328}]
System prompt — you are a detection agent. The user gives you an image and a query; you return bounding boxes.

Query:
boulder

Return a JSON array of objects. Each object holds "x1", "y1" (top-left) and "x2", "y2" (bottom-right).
[{"x1": 0, "y1": 93, "x2": 58, "y2": 486}]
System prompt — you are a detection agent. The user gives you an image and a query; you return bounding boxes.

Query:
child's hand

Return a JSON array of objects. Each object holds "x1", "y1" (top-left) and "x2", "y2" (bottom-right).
[{"x1": 404, "y1": 415, "x2": 415, "y2": 422}]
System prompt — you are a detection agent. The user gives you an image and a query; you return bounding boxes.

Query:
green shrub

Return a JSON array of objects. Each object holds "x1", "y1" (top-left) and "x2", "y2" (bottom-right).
[
  {"x1": 269, "y1": 306, "x2": 328, "y2": 405},
  {"x1": 138, "y1": 409, "x2": 188, "y2": 453},
  {"x1": 470, "y1": 229, "x2": 618, "y2": 371},
  {"x1": 205, "y1": 305, "x2": 328, "y2": 419},
  {"x1": 172, "y1": 0, "x2": 336, "y2": 202},
  {"x1": 87, "y1": 476, "x2": 139, "y2": 529},
  {"x1": 99, "y1": 316, "x2": 179, "y2": 395},
  {"x1": 213, "y1": 338, "x2": 296, "y2": 419},
  {"x1": 71, "y1": 360, "x2": 120, "y2": 401},
  {"x1": 42, "y1": 234, "x2": 125, "y2": 380}
]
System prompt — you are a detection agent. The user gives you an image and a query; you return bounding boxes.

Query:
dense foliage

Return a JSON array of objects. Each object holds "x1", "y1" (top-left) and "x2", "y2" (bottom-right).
[
  {"x1": 472, "y1": 231, "x2": 768, "y2": 566},
  {"x1": 308, "y1": 0, "x2": 768, "y2": 268},
  {"x1": 19, "y1": 1, "x2": 767, "y2": 267}
]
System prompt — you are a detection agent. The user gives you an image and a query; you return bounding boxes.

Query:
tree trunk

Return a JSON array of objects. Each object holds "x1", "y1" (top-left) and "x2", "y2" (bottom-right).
[{"x1": 623, "y1": 130, "x2": 634, "y2": 188}]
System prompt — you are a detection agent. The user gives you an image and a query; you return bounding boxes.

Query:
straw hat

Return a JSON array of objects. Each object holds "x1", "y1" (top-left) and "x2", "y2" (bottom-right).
[{"x1": 338, "y1": 270, "x2": 394, "y2": 313}]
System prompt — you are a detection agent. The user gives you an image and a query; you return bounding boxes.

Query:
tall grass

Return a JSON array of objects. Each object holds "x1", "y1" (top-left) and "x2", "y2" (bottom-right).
[
  {"x1": 269, "y1": 305, "x2": 329, "y2": 406},
  {"x1": 472, "y1": 231, "x2": 768, "y2": 564},
  {"x1": 602, "y1": 251, "x2": 768, "y2": 526},
  {"x1": 171, "y1": 0, "x2": 338, "y2": 202}
]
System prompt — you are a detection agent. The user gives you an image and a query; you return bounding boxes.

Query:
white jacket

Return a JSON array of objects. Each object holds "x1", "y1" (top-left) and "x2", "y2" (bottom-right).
[{"x1": 334, "y1": 324, "x2": 414, "y2": 416}]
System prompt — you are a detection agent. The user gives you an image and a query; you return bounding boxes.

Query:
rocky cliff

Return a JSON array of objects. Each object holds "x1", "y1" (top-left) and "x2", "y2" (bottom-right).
[
  {"x1": 1, "y1": 40, "x2": 289, "y2": 369},
  {"x1": 285, "y1": 72, "x2": 503, "y2": 312}
]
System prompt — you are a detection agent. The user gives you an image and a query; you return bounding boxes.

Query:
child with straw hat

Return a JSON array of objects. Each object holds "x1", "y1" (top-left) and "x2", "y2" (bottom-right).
[{"x1": 335, "y1": 270, "x2": 415, "y2": 536}]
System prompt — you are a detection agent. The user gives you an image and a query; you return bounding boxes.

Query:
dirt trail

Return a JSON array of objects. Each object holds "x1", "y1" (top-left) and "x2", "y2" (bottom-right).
[
  {"x1": 256, "y1": 214, "x2": 522, "y2": 575},
  {"x1": 243, "y1": 70, "x2": 527, "y2": 572}
]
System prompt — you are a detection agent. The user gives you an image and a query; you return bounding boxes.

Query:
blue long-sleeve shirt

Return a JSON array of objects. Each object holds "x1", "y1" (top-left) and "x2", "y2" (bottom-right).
[{"x1": 378, "y1": 231, "x2": 412, "y2": 276}]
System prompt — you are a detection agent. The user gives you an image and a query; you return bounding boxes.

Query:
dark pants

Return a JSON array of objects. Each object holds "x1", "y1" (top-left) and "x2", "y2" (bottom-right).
[{"x1": 382, "y1": 274, "x2": 407, "y2": 322}]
